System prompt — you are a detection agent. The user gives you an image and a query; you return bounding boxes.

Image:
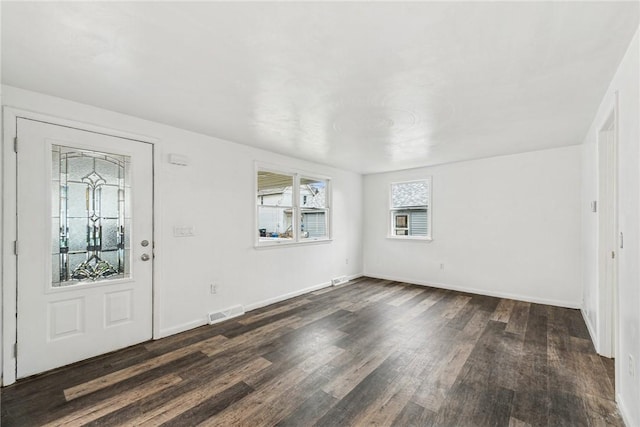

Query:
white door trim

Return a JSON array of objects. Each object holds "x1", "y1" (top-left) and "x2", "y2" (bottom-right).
[
  {"x1": 2, "y1": 107, "x2": 161, "y2": 386},
  {"x1": 595, "y1": 92, "x2": 619, "y2": 365}
]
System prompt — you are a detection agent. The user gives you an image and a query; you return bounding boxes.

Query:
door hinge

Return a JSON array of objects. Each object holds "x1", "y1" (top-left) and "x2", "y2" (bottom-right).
[
  {"x1": 13, "y1": 137, "x2": 18, "y2": 153},
  {"x1": 620, "y1": 232, "x2": 624, "y2": 249},
  {"x1": 14, "y1": 343, "x2": 17, "y2": 358},
  {"x1": 611, "y1": 251, "x2": 615, "y2": 259},
  {"x1": 13, "y1": 240, "x2": 18, "y2": 255}
]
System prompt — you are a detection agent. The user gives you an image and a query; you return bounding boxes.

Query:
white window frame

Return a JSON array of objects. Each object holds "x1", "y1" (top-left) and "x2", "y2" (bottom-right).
[
  {"x1": 388, "y1": 178, "x2": 432, "y2": 241},
  {"x1": 255, "y1": 163, "x2": 332, "y2": 248}
]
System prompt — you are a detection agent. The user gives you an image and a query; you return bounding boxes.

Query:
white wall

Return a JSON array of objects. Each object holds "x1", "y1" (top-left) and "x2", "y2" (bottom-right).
[
  {"x1": 363, "y1": 145, "x2": 582, "y2": 308},
  {"x1": 581, "y1": 29, "x2": 640, "y2": 427},
  {"x1": 1, "y1": 85, "x2": 363, "y2": 344}
]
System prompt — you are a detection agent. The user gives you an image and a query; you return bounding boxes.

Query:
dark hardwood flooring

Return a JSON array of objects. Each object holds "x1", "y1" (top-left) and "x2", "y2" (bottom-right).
[{"x1": 1, "y1": 277, "x2": 620, "y2": 426}]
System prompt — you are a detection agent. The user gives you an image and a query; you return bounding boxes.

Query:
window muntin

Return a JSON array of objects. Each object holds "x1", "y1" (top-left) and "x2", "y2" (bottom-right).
[
  {"x1": 390, "y1": 179, "x2": 431, "y2": 239},
  {"x1": 257, "y1": 168, "x2": 330, "y2": 245}
]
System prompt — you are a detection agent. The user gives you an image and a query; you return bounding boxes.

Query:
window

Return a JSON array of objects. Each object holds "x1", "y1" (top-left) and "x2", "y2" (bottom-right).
[
  {"x1": 52, "y1": 145, "x2": 131, "y2": 286},
  {"x1": 257, "y1": 167, "x2": 330, "y2": 245},
  {"x1": 390, "y1": 179, "x2": 431, "y2": 240}
]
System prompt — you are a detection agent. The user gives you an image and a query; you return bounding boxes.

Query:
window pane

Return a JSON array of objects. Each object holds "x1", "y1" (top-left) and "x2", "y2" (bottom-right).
[
  {"x1": 391, "y1": 181, "x2": 429, "y2": 208},
  {"x1": 300, "y1": 177, "x2": 327, "y2": 208},
  {"x1": 410, "y1": 210, "x2": 428, "y2": 236},
  {"x1": 95, "y1": 157, "x2": 120, "y2": 185},
  {"x1": 392, "y1": 209, "x2": 428, "y2": 237},
  {"x1": 257, "y1": 171, "x2": 293, "y2": 207},
  {"x1": 300, "y1": 210, "x2": 327, "y2": 239},
  {"x1": 67, "y1": 182, "x2": 88, "y2": 218},
  {"x1": 100, "y1": 186, "x2": 120, "y2": 218},
  {"x1": 53, "y1": 145, "x2": 129, "y2": 287},
  {"x1": 258, "y1": 206, "x2": 294, "y2": 240},
  {"x1": 101, "y1": 219, "x2": 119, "y2": 250}
]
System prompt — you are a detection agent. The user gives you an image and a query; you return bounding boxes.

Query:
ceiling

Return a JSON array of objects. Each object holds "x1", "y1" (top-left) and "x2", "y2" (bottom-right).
[{"x1": 2, "y1": 2, "x2": 638, "y2": 174}]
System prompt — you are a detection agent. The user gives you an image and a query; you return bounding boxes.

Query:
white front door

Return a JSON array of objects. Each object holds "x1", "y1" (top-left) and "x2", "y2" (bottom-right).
[{"x1": 16, "y1": 118, "x2": 153, "y2": 378}]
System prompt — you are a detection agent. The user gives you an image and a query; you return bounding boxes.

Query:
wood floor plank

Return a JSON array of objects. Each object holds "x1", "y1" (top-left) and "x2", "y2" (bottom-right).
[
  {"x1": 434, "y1": 383, "x2": 515, "y2": 427},
  {"x1": 582, "y1": 392, "x2": 624, "y2": 426},
  {"x1": 1, "y1": 344, "x2": 152, "y2": 408},
  {"x1": 43, "y1": 374, "x2": 182, "y2": 427},
  {"x1": 22, "y1": 352, "x2": 210, "y2": 426},
  {"x1": 1, "y1": 277, "x2": 621, "y2": 427},
  {"x1": 64, "y1": 334, "x2": 228, "y2": 400},
  {"x1": 393, "y1": 401, "x2": 437, "y2": 426},
  {"x1": 157, "y1": 381, "x2": 254, "y2": 427},
  {"x1": 351, "y1": 357, "x2": 428, "y2": 425},
  {"x1": 81, "y1": 354, "x2": 264, "y2": 426},
  {"x1": 491, "y1": 298, "x2": 516, "y2": 323},
  {"x1": 238, "y1": 298, "x2": 312, "y2": 325},
  {"x1": 233, "y1": 369, "x2": 332, "y2": 426},
  {"x1": 121, "y1": 357, "x2": 271, "y2": 426},
  {"x1": 548, "y1": 390, "x2": 590, "y2": 426},
  {"x1": 387, "y1": 286, "x2": 425, "y2": 307},
  {"x1": 198, "y1": 346, "x2": 344, "y2": 426},
  {"x1": 505, "y1": 300, "x2": 530, "y2": 335},
  {"x1": 315, "y1": 350, "x2": 411, "y2": 426},
  {"x1": 411, "y1": 310, "x2": 492, "y2": 412},
  {"x1": 508, "y1": 416, "x2": 532, "y2": 427},
  {"x1": 275, "y1": 389, "x2": 337, "y2": 427},
  {"x1": 295, "y1": 307, "x2": 357, "y2": 331},
  {"x1": 200, "y1": 316, "x2": 300, "y2": 357},
  {"x1": 322, "y1": 345, "x2": 396, "y2": 399},
  {"x1": 261, "y1": 328, "x2": 348, "y2": 366},
  {"x1": 510, "y1": 304, "x2": 550, "y2": 425},
  {"x1": 441, "y1": 294, "x2": 472, "y2": 319}
]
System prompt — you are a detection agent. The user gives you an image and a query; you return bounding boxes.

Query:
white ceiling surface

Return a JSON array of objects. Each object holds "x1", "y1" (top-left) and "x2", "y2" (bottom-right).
[{"x1": 2, "y1": 2, "x2": 638, "y2": 174}]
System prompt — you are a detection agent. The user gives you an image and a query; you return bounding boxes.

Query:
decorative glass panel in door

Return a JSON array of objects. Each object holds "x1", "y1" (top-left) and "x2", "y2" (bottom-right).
[{"x1": 52, "y1": 145, "x2": 131, "y2": 287}]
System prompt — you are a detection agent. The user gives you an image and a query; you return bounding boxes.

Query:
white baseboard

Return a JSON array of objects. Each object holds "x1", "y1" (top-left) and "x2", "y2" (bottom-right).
[
  {"x1": 617, "y1": 392, "x2": 634, "y2": 427},
  {"x1": 244, "y1": 273, "x2": 363, "y2": 313},
  {"x1": 158, "y1": 318, "x2": 207, "y2": 339},
  {"x1": 364, "y1": 274, "x2": 581, "y2": 309},
  {"x1": 346, "y1": 273, "x2": 364, "y2": 282},
  {"x1": 581, "y1": 307, "x2": 600, "y2": 354}
]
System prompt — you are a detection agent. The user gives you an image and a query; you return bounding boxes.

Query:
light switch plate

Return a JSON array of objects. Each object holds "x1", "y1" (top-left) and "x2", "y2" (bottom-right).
[
  {"x1": 168, "y1": 153, "x2": 189, "y2": 166},
  {"x1": 174, "y1": 226, "x2": 195, "y2": 237}
]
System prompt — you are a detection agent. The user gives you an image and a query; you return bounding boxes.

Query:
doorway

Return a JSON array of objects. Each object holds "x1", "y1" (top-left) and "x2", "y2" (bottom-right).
[{"x1": 597, "y1": 109, "x2": 618, "y2": 360}]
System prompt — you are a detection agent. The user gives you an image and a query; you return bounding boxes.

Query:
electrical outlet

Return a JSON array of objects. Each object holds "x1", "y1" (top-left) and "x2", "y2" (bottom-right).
[
  {"x1": 629, "y1": 354, "x2": 635, "y2": 378},
  {"x1": 345, "y1": 258, "x2": 349, "y2": 265},
  {"x1": 210, "y1": 284, "x2": 218, "y2": 294},
  {"x1": 440, "y1": 263, "x2": 445, "y2": 270}
]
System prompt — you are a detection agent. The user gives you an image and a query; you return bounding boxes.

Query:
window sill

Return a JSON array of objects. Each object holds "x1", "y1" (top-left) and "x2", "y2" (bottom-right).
[
  {"x1": 386, "y1": 236, "x2": 432, "y2": 242},
  {"x1": 255, "y1": 238, "x2": 333, "y2": 249}
]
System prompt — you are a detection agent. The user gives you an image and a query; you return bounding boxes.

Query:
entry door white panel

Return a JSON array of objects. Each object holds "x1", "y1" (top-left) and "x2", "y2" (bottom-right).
[{"x1": 16, "y1": 118, "x2": 153, "y2": 378}]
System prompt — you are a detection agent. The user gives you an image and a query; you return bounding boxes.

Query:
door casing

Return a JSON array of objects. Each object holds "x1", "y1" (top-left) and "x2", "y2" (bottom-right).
[{"x1": 2, "y1": 107, "x2": 161, "y2": 386}]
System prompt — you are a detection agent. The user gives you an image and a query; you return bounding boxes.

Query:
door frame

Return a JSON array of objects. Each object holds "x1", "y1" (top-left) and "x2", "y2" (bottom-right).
[
  {"x1": 595, "y1": 93, "x2": 619, "y2": 376},
  {"x1": 2, "y1": 107, "x2": 161, "y2": 386}
]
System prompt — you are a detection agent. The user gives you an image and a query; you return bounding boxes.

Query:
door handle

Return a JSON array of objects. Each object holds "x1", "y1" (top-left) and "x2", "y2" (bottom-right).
[{"x1": 140, "y1": 253, "x2": 150, "y2": 261}]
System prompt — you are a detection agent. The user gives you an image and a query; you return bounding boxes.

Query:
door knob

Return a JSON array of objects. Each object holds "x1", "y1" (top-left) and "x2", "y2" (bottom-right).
[{"x1": 141, "y1": 253, "x2": 150, "y2": 261}]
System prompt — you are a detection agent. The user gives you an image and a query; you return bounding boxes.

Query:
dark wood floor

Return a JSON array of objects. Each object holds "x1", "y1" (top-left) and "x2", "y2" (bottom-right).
[{"x1": 1, "y1": 277, "x2": 620, "y2": 426}]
